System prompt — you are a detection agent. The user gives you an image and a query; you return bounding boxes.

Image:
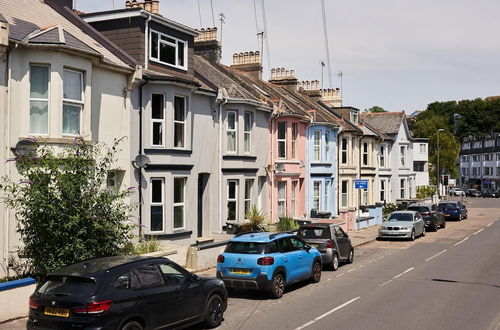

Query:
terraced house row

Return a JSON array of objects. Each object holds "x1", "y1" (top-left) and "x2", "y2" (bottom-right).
[{"x1": 0, "y1": 0, "x2": 428, "y2": 276}]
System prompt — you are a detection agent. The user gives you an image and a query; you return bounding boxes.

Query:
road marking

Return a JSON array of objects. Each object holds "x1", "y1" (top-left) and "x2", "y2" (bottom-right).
[
  {"x1": 473, "y1": 228, "x2": 484, "y2": 235},
  {"x1": 347, "y1": 269, "x2": 355, "y2": 273},
  {"x1": 393, "y1": 267, "x2": 414, "y2": 279},
  {"x1": 294, "y1": 297, "x2": 361, "y2": 330},
  {"x1": 454, "y1": 237, "x2": 469, "y2": 246},
  {"x1": 379, "y1": 279, "x2": 392, "y2": 287},
  {"x1": 336, "y1": 273, "x2": 344, "y2": 277},
  {"x1": 487, "y1": 222, "x2": 493, "y2": 227},
  {"x1": 425, "y1": 249, "x2": 447, "y2": 262}
]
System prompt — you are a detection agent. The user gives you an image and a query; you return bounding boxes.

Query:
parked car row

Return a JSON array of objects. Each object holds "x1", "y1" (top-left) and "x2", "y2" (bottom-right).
[
  {"x1": 464, "y1": 188, "x2": 500, "y2": 198},
  {"x1": 379, "y1": 201, "x2": 468, "y2": 240}
]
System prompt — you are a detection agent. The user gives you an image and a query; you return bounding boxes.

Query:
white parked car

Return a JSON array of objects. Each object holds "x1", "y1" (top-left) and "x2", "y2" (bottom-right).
[{"x1": 450, "y1": 188, "x2": 465, "y2": 196}]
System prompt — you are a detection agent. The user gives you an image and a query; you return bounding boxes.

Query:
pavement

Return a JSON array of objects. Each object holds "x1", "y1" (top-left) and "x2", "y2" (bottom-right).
[{"x1": 2, "y1": 197, "x2": 499, "y2": 330}]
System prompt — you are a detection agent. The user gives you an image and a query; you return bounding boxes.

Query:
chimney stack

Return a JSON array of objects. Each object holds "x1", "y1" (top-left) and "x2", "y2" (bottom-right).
[
  {"x1": 297, "y1": 80, "x2": 321, "y2": 101},
  {"x1": 320, "y1": 88, "x2": 342, "y2": 107},
  {"x1": 268, "y1": 67, "x2": 298, "y2": 91},
  {"x1": 230, "y1": 51, "x2": 262, "y2": 80},
  {"x1": 125, "y1": 0, "x2": 159, "y2": 14},
  {"x1": 194, "y1": 27, "x2": 221, "y2": 63}
]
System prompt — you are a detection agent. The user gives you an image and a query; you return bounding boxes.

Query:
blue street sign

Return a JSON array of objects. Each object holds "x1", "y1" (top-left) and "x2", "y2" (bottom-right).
[{"x1": 355, "y1": 179, "x2": 368, "y2": 189}]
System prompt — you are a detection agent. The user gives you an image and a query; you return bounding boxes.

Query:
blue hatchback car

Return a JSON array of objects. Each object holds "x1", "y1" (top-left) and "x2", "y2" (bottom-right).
[
  {"x1": 216, "y1": 232, "x2": 322, "y2": 298},
  {"x1": 438, "y1": 201, "x2": 468, "y2": 221}
]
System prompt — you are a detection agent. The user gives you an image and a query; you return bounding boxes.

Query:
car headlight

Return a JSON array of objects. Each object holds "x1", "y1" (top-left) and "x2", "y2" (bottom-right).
[
  {"x1": 400, "y1": 227, "x2": 408, "y2": 230},
  {"x1": 380, "y1": 226, "x2": 386, "y2": 230}
]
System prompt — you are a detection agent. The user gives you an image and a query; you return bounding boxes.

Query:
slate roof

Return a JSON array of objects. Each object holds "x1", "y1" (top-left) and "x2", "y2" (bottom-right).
[
  {"x1": 359, "y1": 111, "x2": 405, "y2": 135},
  {"x1": 1, "y1": 0, "x2": 132, "y2": 69}
]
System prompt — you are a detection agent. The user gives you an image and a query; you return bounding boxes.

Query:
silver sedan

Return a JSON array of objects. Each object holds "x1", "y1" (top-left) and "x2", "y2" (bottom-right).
[{"x1": 378, "y1": 211, "x2": 426, "y2": 241}]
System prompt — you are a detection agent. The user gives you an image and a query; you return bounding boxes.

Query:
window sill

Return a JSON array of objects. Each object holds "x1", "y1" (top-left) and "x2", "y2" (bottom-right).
[
  {"x1": 19, "y1": 137, "x2": 93, "y2": 145},
  {"x1": 144, "y1": 148, "x2": 192, "y2": 155},
  {"x1": 275, "y1": 159, "x2": 301, "y2": 164},
  {"x1": 145, "y1": 230, "x2": 192, "y2": 239},
  {"x1": 311, "y1": 162, "x2": 332, "y2": 166},
  {"x1": 223, "y1": 155, "x2": 257, "y2": 160}
]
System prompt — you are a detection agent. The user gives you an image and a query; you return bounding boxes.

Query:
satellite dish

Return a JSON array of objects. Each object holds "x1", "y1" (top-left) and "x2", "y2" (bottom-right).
[
  {"x1": 14, "y1": 139, "x2": 38, "y2": 157},
  {"x1": 275, "y1": 163, "x2": 285, "y2": 172},
  {"x1": 133, "y1": 154, "x2": 151, "y2": 168}
]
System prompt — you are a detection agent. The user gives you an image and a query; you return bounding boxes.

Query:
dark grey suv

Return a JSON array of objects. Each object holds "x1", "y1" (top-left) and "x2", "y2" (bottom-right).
[
  {"x1": 297, "y1": 223, "x2": 354, "y2": 271},
  {"x1": 407, "y1": 203, "x2": 446, "y2": 231}
]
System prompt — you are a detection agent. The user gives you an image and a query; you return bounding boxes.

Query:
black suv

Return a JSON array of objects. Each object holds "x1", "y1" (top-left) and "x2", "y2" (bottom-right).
[
  {"x1": 296, "y1": 223, "x2": 354, "y2": 271},
  {"x1": 407, "y1": 203, "x2": 446, "y2": 231},
  {"x1": 27, "y1": 256, "x2": 227, "y2": 330}
]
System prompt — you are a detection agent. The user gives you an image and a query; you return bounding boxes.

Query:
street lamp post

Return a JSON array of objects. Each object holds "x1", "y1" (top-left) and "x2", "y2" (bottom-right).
[{"x1": 437, "y1": 128, "x2": 444, "y2": 200}]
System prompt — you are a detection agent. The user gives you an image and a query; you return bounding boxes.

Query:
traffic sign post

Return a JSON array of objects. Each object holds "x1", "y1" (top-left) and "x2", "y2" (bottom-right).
[{"x1": 355, "y1": 180, "x2": 369, "y2": 221}]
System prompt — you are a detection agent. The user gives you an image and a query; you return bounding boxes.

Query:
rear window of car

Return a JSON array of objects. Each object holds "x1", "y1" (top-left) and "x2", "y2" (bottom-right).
[
  {"x1": 407, "y1": 206, "x2": 430, "y2": 213},
  {"x1": 37, "y1": 276, "x2": 95, "y2": 298},
  {"x1": 225, "y1": 242, "x2": 268, "y2": 254},
  {"x1": 388, "y1": 213, "x2": 413, "y2": 221},
  {"x1": 439, "y1": 203, "x2": 457, "y2": 209},
  {"x1": 297, "y1": 227, "x2": 330, "y2": 239}
]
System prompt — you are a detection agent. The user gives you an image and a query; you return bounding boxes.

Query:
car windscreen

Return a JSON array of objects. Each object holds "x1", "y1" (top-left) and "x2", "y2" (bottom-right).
[
  {"x1": 37, "y1": 275, "x2": 96, "y2": 298},
  {"x1": 407, "y1": 206, "x2": 429, "y2": 213},
  {"x1": 225, "y1": 242, "x2": 268, "y2": 254},
  {"x1": 388, "y1": 213, "x2": 413, "y2": 221},
  {"x1": 297, "y1": 227, "x2": 330, "y2": 239},
  {"x1": 438, "y1": 203, "x2": 457, "y2": 209}
]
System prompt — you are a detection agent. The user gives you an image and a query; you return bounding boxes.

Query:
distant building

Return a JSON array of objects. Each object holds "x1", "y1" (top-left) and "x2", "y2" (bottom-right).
[{"x1": 459, "y1": 134, "x2": 500, "y2": 190}]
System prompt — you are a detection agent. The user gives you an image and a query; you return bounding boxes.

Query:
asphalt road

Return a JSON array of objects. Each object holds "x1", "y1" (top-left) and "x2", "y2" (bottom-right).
[
  {"x1": 2, "y1": 197, "x2": 499, "y2": 330},
  {"x1": 213, "y1": 197, "x2": 500, "y2": 330}
]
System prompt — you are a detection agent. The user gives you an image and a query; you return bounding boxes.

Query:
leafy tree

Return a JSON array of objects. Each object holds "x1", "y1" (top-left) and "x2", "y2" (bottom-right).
[
  {"x1": 0, "y1": 138, "x2": 134, "y2": 276},
  {"x1": 428, "y1": 131, "x2": 460, "y2": 184},
  {"x1": 364, "y1": 106, "x2": 387, "y2": 113}
]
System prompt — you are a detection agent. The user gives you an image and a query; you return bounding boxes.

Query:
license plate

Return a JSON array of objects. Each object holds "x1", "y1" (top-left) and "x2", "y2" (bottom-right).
[
  {"x1": 44, "y1": 307, "x2": 69, "y2": 318},
  {"x1": 231, "y1": 268, "x2": 251, "y2": 275},
  {"x1": 309, "y1": 243, "x2": 318, "y2": 248},
  {"x1": 444, "y1": 214, "x2": 450, "y2": 216}
]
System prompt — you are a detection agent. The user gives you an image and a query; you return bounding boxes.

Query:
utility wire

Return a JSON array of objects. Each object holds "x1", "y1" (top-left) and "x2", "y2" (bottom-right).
[
  {"x1": 210, "y1": 0, "x2": 216, "y2": 27},
  {"x1": 321, "y1": 0, "x2": 333, "y2": 88},
  {"x1": 261, "y1": 0, "x2": 271, "y2": 71},
  {"x1": 197, "y1": 0, "x2": 203, "y2": 28}
]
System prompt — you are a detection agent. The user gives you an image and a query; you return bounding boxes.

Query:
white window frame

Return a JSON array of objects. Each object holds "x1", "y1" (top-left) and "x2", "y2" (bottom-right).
[
  {"x1": 150, "y1": 178, "x2": 165, "y2": 233},
  {"x1": 244, "y1": 179, "x2": 253, "y2": 216},
  {"x1": 313, "y1": 181, "x2": 321, "y2": 210},
  {"x1": 173, "y1": 95, "x2": 186, "y2": 149},
  {"x1": 380, "y1": 179, "x2": 386, "y2": 202},
  {"x1": 149, "y1": 29, "x2": 188, "y2": 70},
  {"x1": 173, "y1": 177, "x2": 186, "y2": 230},
  {"x1": 341, "y1": 137, "x2": 348, "y2": 165},
  {"x1": 29, "y1": 64, "x2": 50, "y2": 136},
  {"x1": 62, "y1": 68, "x2": 84, "y2": 136},
  {"x1": 324, "y1": 131, "x2": 330, "y2": 162},
  {"x1": 362, "y1": 188, "x2": 368, "y2": 205},
  {"x1": 277, "y1": 122, "x2": 287, "y2": 159},
  {"x1": 400, "y1": 178, "x2": 406, "y2": 199},
  {"x1": 227, "y1": 180, "x2": 238, "y2": 221},
  {"x1": 341, "y1": 180, "x2": 348, "y2": 208},
  {"x1": 244, "y1": 111, "x2": 253, "y2": 154},
  {"x1": 420, "y1": 143, "x2": 426, "y2": 153},
  {"x1": 291, "y1": 123, "x2": 298, "y2": 159},
  {"x1": 400, "y1": 145, "x2": 406, "y2": 167},
  {"x1": 277, "y1": 181, "x2": 287, "y2": 217},
  {"x1": 323, "y1": 179, "x2": 330, "y2": 211},
  {"x1": 226, "y1": 111, "x2": 237, "y2": 153},
  {"x1": 151, "y1": 93, "x2": 165, "y2": 147},
  {"x1": 380, "y1": 145, "x2": 386, "y2": 167},
  {"x1": 362, "y1": 142, "x2": 369, "y2": 166},
  {"x1": 313, "y1": 130, "x2": 321, "y2": 162},
  {"x1": 291, "y1": 180, "x2": 298, "y2": 217}
]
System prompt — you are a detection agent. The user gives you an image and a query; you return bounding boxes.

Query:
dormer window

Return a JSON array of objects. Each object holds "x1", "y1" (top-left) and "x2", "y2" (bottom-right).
[
  {"x1": 350, "y1": 110, "x2": 358, "y2": 124},
  {"x1": 150, "y1": 30, "x2": 187, "y2": 70}
]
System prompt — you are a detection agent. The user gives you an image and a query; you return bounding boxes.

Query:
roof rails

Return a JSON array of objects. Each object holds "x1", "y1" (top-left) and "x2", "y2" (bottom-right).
[{"x1": 234, "y1": 230, "x2": 265, "y2": 237}]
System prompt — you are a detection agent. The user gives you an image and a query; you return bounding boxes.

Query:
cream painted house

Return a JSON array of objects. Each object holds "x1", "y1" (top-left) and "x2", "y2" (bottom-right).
[{"x1": 0, "y1": 0, "x2": 137, "y2": 277}]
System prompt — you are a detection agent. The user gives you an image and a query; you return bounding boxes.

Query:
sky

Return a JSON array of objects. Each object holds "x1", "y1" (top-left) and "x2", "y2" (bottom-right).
[{"x1": 77, "y1": 0, "x2": 500, "y2": 113}]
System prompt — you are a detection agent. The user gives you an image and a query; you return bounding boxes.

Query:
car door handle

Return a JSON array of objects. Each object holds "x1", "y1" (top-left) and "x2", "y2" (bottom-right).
[{"x1": 284, "y1": 258, "x2": 288, "y2": 262}]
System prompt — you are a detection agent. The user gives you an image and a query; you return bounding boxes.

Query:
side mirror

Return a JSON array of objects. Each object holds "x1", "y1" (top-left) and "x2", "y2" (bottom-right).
[
  {"x1": 191, "y1": 274, "x2": 200, "y2": 281},
  {"x1": 304, "y1": 244, "x2": 311, "y2": 252}
]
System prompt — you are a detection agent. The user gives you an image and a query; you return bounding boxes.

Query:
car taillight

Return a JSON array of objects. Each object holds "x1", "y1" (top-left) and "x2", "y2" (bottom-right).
[
  {"x1": 217, "y1": 254, "x2": 225, "y2": 263},
  {"x1": 421, "y1": 212, "x2": 431, "y2": 216},
  {"x1": 257, "y1": 257, "x2": 274, "y2": 266},
  {"x1": 29, "y1": 298, "x2": 40, "y2": 310},
  {"x1": 71, "y1": 300, "x2": 112, "y2": 314},
  {"x1": 326, "y1": 240, "x2": 334, "y2": 249}
]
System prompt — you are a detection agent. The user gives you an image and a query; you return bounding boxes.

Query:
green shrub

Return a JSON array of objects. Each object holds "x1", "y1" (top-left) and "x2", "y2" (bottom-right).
[
  {"x1": 276, "y1": 216, "x2": 299, "y2": 232},
  {"x1": 236, "y1": 205, "x2": 268, "y2": 234},
  {"x1": 416, "y1": 185, "x2": 436, "y2": 199},
  {"x1": 382, "y1": 203, "x2": 398, "y2": 216},
  {"x1": 123, "y1": 236, "x2": 160, "y2": 255}
]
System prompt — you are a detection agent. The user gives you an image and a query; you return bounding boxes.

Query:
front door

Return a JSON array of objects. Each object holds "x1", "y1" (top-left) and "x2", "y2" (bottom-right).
[{"x1": 197, "y1": 173, "x2": 209, "y2": 237}]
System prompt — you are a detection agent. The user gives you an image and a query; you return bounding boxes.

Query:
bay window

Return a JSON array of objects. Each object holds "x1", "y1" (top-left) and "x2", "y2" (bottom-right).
[
  {"x1": 400, "y1": 146, "x2": 406, "y2": 167},
  {"x1": 380, "y1": 145, "x2": 386, "y2": 167},
  {"x1": 174, "y1": 96, "x2": 186, "y2": 148},
  {"x1": 150, "y1": 178, "x2": 164, "y2": 232},
  {"x1": 313, "y1": 131, "x2": 321, "y2": 162},
  {"x1": 151, "y1": 94, "x2": 165, "y2": 147},
  {"x1": 227, "y1": 180, "x2": 238, "y2": 220},
  {"x1": 244, "y1": 112, "x2": 253, "y2": 153},
  {"x1": 62, "y1": 69, "x2": 83, "y2": 135},
  {"x1": 29, "y1": 65, "x2": 49, "y2": 135},
  {"x1": 277, "y1": 181, "x2": 287, "y2": 217},
  {"x1": 341, "y1": 180, "x2": 348, "y2": 208},
  {"x1": 244, "y1": 179, "x2": 253, "y2": 215},
  {"x1": 291, "y1": 123, "x2": 298, "y2": 158},
  {"x1": 362, "y1": 142, "x2": 369, "y2": 166},
  {"x1": 313, "y1": 181, "x2": 321, "y2": 210},
  {"x1": 341, "y1": 138, "x2": 348, "y2": 164},
  {"x1": 173, "y1": 178, "x2": 185, "y2": 229},
  {"x1": 291, "y1": 181, "x2": 298, "y2": 217},
  {"x1": 227, "y1": 111, "x2": 237, "y2": 152},
  {"x1": 278, "y1": 122, "x2": 287, "y2": 159}
]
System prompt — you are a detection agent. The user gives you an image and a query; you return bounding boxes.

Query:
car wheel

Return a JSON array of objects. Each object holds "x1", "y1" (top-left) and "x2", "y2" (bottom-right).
[
  {"x1": 347, "y1": 249, "x2": 354, "y2": 264},
  {"x1": 330, "y1": 253, "x2": 340, "y2": 271},
  {"x1": 421, "y1": 226, "x2": 426, "y2": 237},
  {"x1": 203, "y1": 294, "x2": 224, "y2": 328},
  {"x1": 269, "y1": 273, "x2": 285, "y2": 299},
  {"x1": 441, "y1": 220, "x2": 446, "y2": 228},
  {"x1": 410, "y1": 229, "x2": 415, "y2": 241},
  {"x1": 432, "y1": 221, "x2": 439, "y2": 231},
  {"x1": 121, "y1": 321, "x2": 143, "y2": 330},
  {"x1": 458, "y1": 213, "x2": 462, "y2": 221},
  {"x1": 311, "y1": 261, "x2": 322, "y2": 283}
]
